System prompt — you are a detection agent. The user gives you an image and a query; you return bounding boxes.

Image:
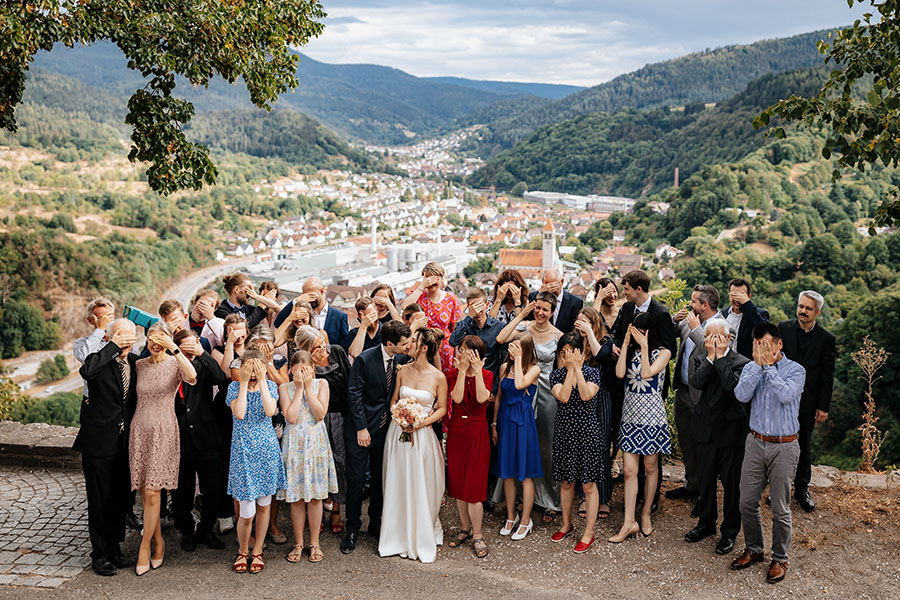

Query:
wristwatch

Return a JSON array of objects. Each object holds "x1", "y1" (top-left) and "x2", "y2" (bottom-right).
[{"x1": 172, "y1": 348, "x2": 180, "y2": 355}]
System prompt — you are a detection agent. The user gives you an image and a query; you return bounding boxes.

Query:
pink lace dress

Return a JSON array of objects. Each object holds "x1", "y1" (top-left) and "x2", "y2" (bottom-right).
[{"x1": 129, "y1": 355, "x2": 184, "y2": 491}]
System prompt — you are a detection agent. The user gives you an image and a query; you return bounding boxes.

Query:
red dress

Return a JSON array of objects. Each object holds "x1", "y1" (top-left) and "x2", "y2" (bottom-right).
[{"x1": 446, "y1": 368, "x2": 494, "y2": 503}]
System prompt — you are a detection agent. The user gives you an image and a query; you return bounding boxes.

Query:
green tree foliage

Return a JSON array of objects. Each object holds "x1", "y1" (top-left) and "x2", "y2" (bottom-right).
[
  {"x1": 0, "y1": 300, "x2": 62, "y2": 359},
  {"x1": 2, "y1": 0, "x2": 326, "y2": 194},
  {"x1": 757, "y1": 2, "x2": 900, "y2": 227},
  {"x1": 35, "y1": 354, "x2": 69, "y2": 384},
  {"x1": 463, "y1": 254, "x2": 496, "y2": 278},
  {"x1": 9, "y1": 392, "x2": 81, "y2": 427}
]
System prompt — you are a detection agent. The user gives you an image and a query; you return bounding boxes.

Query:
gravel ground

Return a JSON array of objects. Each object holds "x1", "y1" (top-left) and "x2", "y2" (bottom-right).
[{"x1": 2, "y1": 480, "x2": 898, "y2": 600}]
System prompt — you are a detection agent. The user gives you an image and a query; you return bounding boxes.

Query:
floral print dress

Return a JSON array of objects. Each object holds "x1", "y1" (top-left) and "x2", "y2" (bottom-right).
[
  {"x1": 618, "y1": 348, "x2": 672, "y2": 456},
  {"x1": 277, "y1": 380, "x2": 339, "y2": 502}
]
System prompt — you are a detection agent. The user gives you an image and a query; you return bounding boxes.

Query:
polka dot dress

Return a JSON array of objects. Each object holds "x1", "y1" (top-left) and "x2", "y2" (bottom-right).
[{"x1": 550, "y1": 365, "x2": 605, "y2": 484}]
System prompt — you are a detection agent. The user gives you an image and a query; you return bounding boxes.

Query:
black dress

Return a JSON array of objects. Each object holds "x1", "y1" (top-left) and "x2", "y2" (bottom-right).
[{"x1": 550, "y1": 366, "x2": 608, "y2": 490}]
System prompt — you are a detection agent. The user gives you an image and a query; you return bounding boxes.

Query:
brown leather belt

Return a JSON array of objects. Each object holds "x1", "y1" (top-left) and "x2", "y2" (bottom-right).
[{"x1": 752, "y1": 430, "x2": 798, "y2": 443}]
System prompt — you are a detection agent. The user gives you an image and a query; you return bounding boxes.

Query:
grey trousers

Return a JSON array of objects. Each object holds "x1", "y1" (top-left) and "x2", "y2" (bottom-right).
[
  {"x1": 674, "y1": 384, "x2": 699, "y2": 491},
  {"x1": 739, "y1": 433, "x2": 800, "y2": 561}
]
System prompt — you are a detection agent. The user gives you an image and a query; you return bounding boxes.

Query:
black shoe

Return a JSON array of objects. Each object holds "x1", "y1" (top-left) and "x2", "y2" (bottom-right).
[
  {"x1": 483, "y1": 500, "x2": 495, "y2": 512},
  {"x1": 796, "y1": 490, "x2": 815, "y2": 513},
  {"x1": 109, "y1": 551, "x2": 131, "y2": 569},
  {"x1": 180, "y1": 531, "x2": 197, "y2": 552},
  {"x1": 91, "y1": 557, "x2": 117, "y2": 576},
  {"x1": 340, "y1": 532, "x2": 358, "y2": 554},
  {"x1": 690, "y1": 500, "x2": 700, "y2": 518},
  {"x1": 665, "y1": 486, "x2": 699, "y2": 500},
  {"x1": 197, "y1": 530, "x2": 225, "y2": 550},
  {"x1": 715, "y1": 537, "x2": 736, "y2": 555},
  {"x1": 125, "y1": 511, "x2": 142, "y2": 531},
  {"x1": 684, "y1": 525, "x2": 716, "y2": 543}
]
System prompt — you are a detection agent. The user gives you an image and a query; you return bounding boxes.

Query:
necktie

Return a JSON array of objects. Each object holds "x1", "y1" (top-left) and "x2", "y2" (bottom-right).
[
  {"x1": 385, "y1": 357, "x2": 394, "y2": 392},
  {"x1": 117, "y1": 357, "x2": 130, "y2": 404}
]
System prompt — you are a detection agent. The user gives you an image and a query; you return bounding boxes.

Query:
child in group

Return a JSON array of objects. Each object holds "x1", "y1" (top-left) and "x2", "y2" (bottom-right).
[
  {"x1": 226, "y1": 348, "x2": 286, "y2": 574},
  {"x1": 278, "y1": 350, "x2": 338, "y2": 564}
]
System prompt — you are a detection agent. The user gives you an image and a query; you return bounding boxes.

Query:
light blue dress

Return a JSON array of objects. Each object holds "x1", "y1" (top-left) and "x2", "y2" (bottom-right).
[{"x1": 226, "y1": 380, "x2": 287, "y2": 501}]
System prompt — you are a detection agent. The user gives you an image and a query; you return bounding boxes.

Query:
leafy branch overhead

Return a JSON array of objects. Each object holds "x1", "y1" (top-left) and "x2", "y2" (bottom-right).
[
  {"x1": 0, "y1": 0, "x2": 326, "y2": 194},
  {"x1": 754, "y1": 0, "x2": 900, "y2": 230}
]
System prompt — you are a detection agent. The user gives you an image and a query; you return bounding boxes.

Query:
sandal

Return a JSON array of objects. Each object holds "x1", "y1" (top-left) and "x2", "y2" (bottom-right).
[
  {"x1": 577, "y1": 503, "x2": 587, "y2": 518},
  {"x1": 232, "y1": 552, "x2": 248, "y2": 573},
  {"x1": 330, "y1": 511, "x2": 344, "y2": 534},
  {"x1": 473, "y1": 538, "x2": 489, "y2": 558},
  {"x1": 598, "y1": 505, "x2": 610, "y2": 519},
  {"x1": 286, "y1": 544, "x2": 304, "y2": 563},
  {"x1": 249, "y1": 553, "x2": 265, "y2": 574},
  {"x1": 542, "y1": 509, "x2": 557, "y2": 523},
  {"x1": 447, "y1": 529, "x2": 472, "y2": 548},
  {"x1": 309, "y1": 544, "x2": 323, "y2": 563}
]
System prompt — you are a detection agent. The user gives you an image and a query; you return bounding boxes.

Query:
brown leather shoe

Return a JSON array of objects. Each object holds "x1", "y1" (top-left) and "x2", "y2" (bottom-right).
[
  {"x1": 730, "y1": 549, "x2": 765, "y2": 570},
  {"x1": 766, "y1": 560, "x2": 788, "y2": 583}
]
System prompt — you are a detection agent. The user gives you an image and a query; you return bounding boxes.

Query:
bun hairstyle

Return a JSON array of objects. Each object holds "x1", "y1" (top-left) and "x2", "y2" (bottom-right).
[
  {"x1": 417, "y1": 327, "x2": 445, "y2": 362},
  {"x1": 222, "y1": 273, "x2": 251, "y2": 294}
]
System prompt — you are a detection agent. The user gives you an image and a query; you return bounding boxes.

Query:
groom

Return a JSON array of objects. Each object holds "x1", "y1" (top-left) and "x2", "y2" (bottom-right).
[{"x1": 341, "y1": 320, "x2": 412, "y2": 554}]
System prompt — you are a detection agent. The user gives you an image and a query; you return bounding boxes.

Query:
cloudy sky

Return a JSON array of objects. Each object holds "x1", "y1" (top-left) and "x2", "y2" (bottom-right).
[{"x1": 302, "y1": 0, "x2": 868, "y2": 86}]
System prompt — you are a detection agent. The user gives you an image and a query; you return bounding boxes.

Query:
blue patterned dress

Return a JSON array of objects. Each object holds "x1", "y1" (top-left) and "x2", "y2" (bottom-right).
[
  {"x1": 277, "y1": 380, "x2": 339, "y2": 502},
  {"x1": 618, "y1": 349, "x2": 672, "y2": 456},
  {"x1": 226, "y1": 380, "x2": 287, "y2": 501}
]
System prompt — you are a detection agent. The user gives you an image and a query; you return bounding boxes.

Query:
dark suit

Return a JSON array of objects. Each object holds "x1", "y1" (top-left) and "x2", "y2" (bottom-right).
[
  {"x1": 779, "y1": 319, "x2": 835, "y2": 493},
  {"x1": 75, "y1": 343, "x2": 137, "y2": 561},
  {"x1": 719, "y1": 300, "x2": 769, "y2": 360},
  {"x1": 528, "y1": 290, "x2": 583, "y2": 333},
  {"x1": 344, "y1": 345, "x2": 408, "y2": 534},
  {"x1": 214, "y1": 300, "x2": 268, "y2": 329},
  {"x1": 690, "y1": 348, "x2": 750, "y2": 539},
  {"x1": 612, "y1": 297, "x2": 676, "y2": 507},
  {"x1": 672, "y1": 320, "x2": 706, "y2": 492},
  {"x1": 274, "y1": 301, "x2": 351, "y2": 349},
  {"x1": 173, "y1": 351, "x2": 228, "y2": 538}
]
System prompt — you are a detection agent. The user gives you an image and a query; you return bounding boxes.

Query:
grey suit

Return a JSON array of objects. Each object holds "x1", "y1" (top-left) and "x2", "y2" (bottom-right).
[{"x1": 673, "y1": 320, "x2": 706, "y2": 492}]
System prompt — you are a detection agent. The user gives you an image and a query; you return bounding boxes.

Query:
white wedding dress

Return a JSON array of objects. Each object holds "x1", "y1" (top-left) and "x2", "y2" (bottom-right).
[{"x1": 378, "y1": 385, "x2": 445, "y2": 563}]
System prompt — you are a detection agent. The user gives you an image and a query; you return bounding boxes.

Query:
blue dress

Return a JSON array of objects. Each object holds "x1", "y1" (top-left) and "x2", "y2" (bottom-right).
[
  {"x1": 226, "y1": 380, "x2": 287, "y2": 501},
  {"x1": 550, "y1": 366, "x2": 606, "y2": 484},
  {"x1": 493, "y1": 377, "x2": 543, "y2": 481},
  {"x1": 618, "y1": 349, "x2": 672, "y2": 456}
]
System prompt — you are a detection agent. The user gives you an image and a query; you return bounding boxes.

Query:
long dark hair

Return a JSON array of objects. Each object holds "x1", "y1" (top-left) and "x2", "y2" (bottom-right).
[
  {"x1": 492, "y1": 269, "x2": 529, "y2": 306},
  {"x1": 502, "y1": 334, "x2": 537, "y2": 376},
  {"x1": 555, "y1": 331, "x2": 584, "y2": 368}
]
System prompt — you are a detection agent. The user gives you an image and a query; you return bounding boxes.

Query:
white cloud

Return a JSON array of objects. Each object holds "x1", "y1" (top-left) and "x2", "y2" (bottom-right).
[{"x1": 303, "y1": 1, "x2": 868, "y2": 86}]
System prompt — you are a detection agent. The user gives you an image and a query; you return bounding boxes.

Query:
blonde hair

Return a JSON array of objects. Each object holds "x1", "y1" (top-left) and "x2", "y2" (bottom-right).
[
  {"x1": 86, "y1": 297, "x2": 115, "y2": 321},
  {"x1": 422, "y1": 262, "x2": 444, "y2": 278}
]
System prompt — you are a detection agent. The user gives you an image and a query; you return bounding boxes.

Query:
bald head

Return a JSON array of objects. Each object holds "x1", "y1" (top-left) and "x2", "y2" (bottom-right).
[
  {"x1": 107, "y1": 318, "x2": 136, "y2": 338},
  {"x1": 540, "y1": 268, "x2": 562, "y2": 296},
  {"x1": 302, "y1": 277, "x2": 324, "y2": 294}
]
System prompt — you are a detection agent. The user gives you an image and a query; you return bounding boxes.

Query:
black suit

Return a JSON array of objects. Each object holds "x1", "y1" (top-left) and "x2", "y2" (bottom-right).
[
  {"x1": 690, "y1": 348, "x2": 750, "y2": 539},
  {"x1": 344, "y1": 345, "x2": 408, "y2": 534},
  {"x1": 76, "y1": 343, "x2": 137, "y2": 561},
  {"x1": 719, "y1": 300, "x2": 769, "y2": 360},
  {"x1": 173, "y1": 351, "x2": 228, "y2": 538},
  {"x1": 612, "y1": 297, "x2": 676, "y2": 507},
  {"x1": 214, "y1": 300, "x2": 268, "y2": 330},
  {"x1": 528, "y1": 290, "x2": 583, "y2": 333},
  {"x1": 779, "y1": 319, "x2": 835, "y2": 493}
]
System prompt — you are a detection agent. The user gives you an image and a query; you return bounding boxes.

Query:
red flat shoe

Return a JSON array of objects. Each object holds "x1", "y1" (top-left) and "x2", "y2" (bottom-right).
[
  {"x1": 550, "y1": 525, "x2": 575, "y2": 543},
  {"x1": 574, "y1": 537, "x2": 595, "y2": 553}
]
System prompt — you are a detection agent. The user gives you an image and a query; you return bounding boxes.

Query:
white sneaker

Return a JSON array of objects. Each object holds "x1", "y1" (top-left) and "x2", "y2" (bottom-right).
[
  {"x1": 499, "y1": 513, "x2": 520, "y2": 536},
  {"x1": 217, "y1": 517, "x2": 235, "y2": 534},
  {"x1": 510, "y1": 519, "x2": 533, "y2": 541}
]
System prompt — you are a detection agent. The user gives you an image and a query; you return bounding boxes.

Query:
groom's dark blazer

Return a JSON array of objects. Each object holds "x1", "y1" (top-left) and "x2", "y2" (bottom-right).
[{"x1": 346, "y1": 345, "x2": 410, "y2": 434}]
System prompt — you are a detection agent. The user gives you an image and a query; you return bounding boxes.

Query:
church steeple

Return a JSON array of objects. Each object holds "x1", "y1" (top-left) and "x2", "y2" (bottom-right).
[{"x1": 542, "y1": 218, "x2": 556, "y2": 270}]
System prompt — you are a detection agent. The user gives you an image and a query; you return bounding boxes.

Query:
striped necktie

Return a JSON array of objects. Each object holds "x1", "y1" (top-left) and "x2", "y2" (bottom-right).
[
  {"x1": 385, "y1": 357, "x2": 394, "y2": 393},
  {"x1": 117, "y1": 357, "x2": 130, "y2": 403}
]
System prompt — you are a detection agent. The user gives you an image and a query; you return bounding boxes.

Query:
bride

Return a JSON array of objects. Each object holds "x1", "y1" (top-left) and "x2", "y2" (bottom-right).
[{"x1": 379, "y1": 328, "x2": 448, "y2": 563}]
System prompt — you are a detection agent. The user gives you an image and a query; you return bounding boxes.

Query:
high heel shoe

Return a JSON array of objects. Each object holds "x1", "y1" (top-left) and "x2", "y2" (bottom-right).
[
  {"x1": 510, "y1": 519, "x2": 533, "y2": 541},
  {"x1": 607, "y1": 522, "x2": 640, "y2": 544},
  {"x1": 135, "y1": 563, "x2": 150, "y2": 576},
  {"x1": 640, "y1": 517, "x2": 653, "y2": 537},
  {"x1": 150, "y1": 540, "x2": 165, "y2": 569},
  {"x1": 499, "y1": 513, "x2": 520, "y2": 536}
]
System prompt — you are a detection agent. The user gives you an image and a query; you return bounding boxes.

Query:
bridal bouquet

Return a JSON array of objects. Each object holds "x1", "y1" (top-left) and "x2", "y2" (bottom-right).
[{"x1": 391, "y1": 397, "x2": 429, "y2": 444}]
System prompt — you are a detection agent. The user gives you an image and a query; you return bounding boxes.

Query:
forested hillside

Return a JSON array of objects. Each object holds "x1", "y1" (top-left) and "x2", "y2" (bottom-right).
[
  {"x1": 471, "y1": 68, "x2": 829, "y2": 196},
  {"x1": 30, "y1": 43, "x2": 551, "y2": 144},
  {"x1": 465, "y1": 29, "x2": 835, "y2": 153}
]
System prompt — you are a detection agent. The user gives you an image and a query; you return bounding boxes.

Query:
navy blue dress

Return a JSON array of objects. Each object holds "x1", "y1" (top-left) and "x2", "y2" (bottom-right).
[
  {"x1": 550, "y1": 366, "x2": 607, "y2": 486},
  {"x1": 493, "y1": 377, "x2": 543, "y2": 481}
]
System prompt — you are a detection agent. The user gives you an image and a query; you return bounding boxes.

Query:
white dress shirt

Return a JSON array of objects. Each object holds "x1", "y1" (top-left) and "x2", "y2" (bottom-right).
[{"x1": 314, "y1": 302, "x2": 329, "y2": 331}]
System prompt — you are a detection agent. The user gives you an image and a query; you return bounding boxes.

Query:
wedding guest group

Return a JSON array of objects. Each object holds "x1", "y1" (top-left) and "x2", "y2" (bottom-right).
[{"x1": 71, "y1": 266, "x2": 829, "y2": 584}]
